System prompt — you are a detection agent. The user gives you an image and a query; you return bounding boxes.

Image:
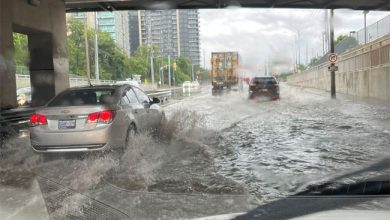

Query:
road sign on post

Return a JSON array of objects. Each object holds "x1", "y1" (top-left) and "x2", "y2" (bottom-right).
[
  {"x1": 328, "y1": 65, "x2": 338, "y2": 72},
  {"x1": 328, "y1": 53, "x2": 337, "y2": 64}
]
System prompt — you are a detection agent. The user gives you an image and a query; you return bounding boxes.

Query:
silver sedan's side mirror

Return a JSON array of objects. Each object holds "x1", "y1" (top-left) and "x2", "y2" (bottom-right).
[{"x1": 151, "y1": 97, "x2": 160, "y2": 104}]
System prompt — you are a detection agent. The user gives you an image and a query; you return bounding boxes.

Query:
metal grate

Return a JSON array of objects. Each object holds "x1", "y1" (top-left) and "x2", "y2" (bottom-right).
[{"x1": 37, "y1": 176, "x2": 130, "y2": 220}]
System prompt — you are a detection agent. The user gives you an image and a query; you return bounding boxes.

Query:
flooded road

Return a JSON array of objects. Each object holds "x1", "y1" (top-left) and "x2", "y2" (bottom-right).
[
  {"x1": 1, "y1": 84, "x2": 390, "y2": 219},
  {"x1": 164, "y1": 84, "x2": 390, "y2": 202}
]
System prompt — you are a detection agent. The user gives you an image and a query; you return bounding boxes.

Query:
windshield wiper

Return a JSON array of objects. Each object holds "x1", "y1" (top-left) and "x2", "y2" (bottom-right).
[{"x1": 296, "y1": 180, "x2": 390, "y2": 196}]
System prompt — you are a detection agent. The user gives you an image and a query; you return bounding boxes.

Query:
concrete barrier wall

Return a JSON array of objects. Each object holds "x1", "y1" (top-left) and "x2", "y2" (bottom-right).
[{"x1": 288, "y1": 34, "x2": 390, "y2": 101}]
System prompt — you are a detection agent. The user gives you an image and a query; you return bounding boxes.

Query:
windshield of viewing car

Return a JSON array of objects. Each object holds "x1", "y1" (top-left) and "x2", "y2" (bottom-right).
[
  {"x1": 1, "y1": 2, "x2": 390, "y2": 220},
  {"x1": 47, "y1": 88, "x2": 116, "y2": 107}
]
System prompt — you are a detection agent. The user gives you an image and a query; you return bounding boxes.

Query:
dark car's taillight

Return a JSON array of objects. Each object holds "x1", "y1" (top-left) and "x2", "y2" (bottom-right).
[
  {"x1": 87, "y1": 110, "x2": 115, "y2": 124},
  {"x1": 30, "y1": 114, "x2": 47, "y2": 126}
]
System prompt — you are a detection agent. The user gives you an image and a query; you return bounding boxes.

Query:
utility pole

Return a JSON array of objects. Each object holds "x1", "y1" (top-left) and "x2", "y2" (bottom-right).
[
  {"x1": 306, "y1": 43, "x2": 308, "y2": 65},
  {"x1": 161, "y1": 55, "x2": 164, "y2": 85},
  {"x1": 297, "y1": 30, "x2": 301, "y2": 66},
  {"x1": 322, "y1": 32, "x2": 325, "y2": 56},
  {"x1": 324, "y1": 10, "x2": 329, "y2": 52},
  {"x1": 84, "y1": 21, "x2": 91, "y2": 82},
  {"x1": 330, "y1": 9, "x2": 336, "y2": 99},
  {"x1": 191, "y1": 64, "x2": 195, "y2": 81},
  {"x1": 364, "y1": 10, "x2": 369, "y2": 44},
  {"x1": 150, "y1": 48, "x2": 155, "y2": 85},
  {"x1": 94, "y1": 12, "x2": 99, "y2": 81},
  {"x1": 168, "y1": 55, "x2": 171, "y2": 87}
]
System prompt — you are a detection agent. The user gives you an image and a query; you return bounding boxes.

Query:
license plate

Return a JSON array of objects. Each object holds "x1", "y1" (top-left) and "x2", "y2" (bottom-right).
[
  {"x1": 58, "y1": 120, "x2": 76, "y2": 129},
  {"x1": 261, "y1": 89, "x2": 268, "y2": 92}
]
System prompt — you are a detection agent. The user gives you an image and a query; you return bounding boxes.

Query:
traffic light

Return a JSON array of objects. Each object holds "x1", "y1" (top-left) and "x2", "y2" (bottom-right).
[{"x1": 173, "y1": 62, "x2": 177, "y2": 71}]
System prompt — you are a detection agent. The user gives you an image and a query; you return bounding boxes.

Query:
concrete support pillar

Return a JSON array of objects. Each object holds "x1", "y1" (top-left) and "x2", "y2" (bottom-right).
[
  {"x1": 29, "y1": 0, "x2": 69, "y2": 107},
  {"x1": 0, "y1": 0, "x2": 17, "y2": 109},
  {"x1": 29, "y1": 33, "x2": 55, "y2": 107},
  {"x1": 49, "y1": 0, "x2": 70, "y2": 95}
]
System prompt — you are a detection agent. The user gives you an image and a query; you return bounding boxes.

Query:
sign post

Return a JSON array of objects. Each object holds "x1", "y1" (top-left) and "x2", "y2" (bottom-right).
[{"x1": 329, "y1": 9, "x2": 336, "y2": 99}]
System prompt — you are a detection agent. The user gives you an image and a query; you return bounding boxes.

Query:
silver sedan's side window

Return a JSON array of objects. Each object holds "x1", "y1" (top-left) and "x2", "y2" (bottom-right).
[
  {"x1": 126, "y1": 89, "x2": 139, "y2": 103},
  {"x1": 133, "y1": 87, "x2": 150, "y2": 104},
  {"x1": 120, "y1": 93, "x2": 130, "y2": 105}
]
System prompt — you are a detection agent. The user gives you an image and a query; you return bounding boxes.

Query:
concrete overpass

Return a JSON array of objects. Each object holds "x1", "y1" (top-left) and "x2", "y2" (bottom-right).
[{"x1": 1, "y1": 0, "x2": 389, "y2": 109}]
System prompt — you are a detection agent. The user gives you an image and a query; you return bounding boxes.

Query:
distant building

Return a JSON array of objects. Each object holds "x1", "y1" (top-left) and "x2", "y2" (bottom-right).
[
  {"x1": 67, "y1": 11, "x2": 130, "y2": 56},
  {"x1": 129, "y1": 9, "x2": 200, "y2": 65},
  {"x1": 128, "y1": 11, "x2": 141, "y2": 56}
]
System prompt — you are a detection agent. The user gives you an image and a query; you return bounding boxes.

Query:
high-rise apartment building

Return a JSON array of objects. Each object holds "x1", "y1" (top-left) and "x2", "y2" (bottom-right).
[
  {"x1": 67, "y1": 11, "x2": 130, "y2": 56},
  {"x1": 129, "y1": 10, "x2": 200, "y2": 65}
]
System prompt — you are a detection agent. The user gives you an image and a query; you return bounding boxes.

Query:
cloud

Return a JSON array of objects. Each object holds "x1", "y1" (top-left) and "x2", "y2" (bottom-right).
[{"x1": 200, "y1": 8, "x2": 389, "y2": 74}]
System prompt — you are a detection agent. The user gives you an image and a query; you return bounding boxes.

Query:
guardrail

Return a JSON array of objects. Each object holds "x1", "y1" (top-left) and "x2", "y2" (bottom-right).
[
  {"x1": 145, "y1": 87, "x2": 184, "y2": 104},
  {"x1": 146, "y1": 90, "x2": 172, "y2": 103},
  {"x1": 0, "y1": 107, "x2": 35, "y2": 140},
  {"x1": 16, "y1": 74, "x2": 117, "y2": 89}
]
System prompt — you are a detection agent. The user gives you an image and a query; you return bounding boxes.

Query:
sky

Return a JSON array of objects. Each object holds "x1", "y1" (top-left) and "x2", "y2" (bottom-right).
[{"x1": 199, "y1": 9, "x2": 389, "y2": 74}]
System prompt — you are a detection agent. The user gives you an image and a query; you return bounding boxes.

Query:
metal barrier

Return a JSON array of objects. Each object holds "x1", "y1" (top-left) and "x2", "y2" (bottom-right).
[
  {"x1": 145, "y1": 87, "x2": 184, "y2": 104},
  {"x1": 146, "y1": 90, "x2": 172, "y2": 103},
  {"x1": 16, "y1": 74, "x2": 116, "y2": 89},
  {"x1": 355, "y1": 15, "x2": 390, "y2": 44}
]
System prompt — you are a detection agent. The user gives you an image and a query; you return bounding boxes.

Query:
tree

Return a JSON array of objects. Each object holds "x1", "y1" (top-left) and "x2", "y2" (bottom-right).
[
  {"x1": 195, "y1": 67, "x2": 210, "y2": 84},
  {"x1": 307, "y1": 57, "x2": 319, "y2": 68},
  {"x1": 67, "y1": 17, "x2": 87, "y2": 77},
  {"x1": 91, "y1": 30, "x2": 130, "y2": 80},
  {"x1": 297, "y1": 64, "x2": 306, "y2": 72},
  {"x1": 335, "y1": 35, "x2": 348, "y2": 46},
  {"x1": 13, "y1": 33, "x2": 29, "y2": 73},
  {"x1": 127, "y1": 44, "x2": 164, "y2": 83},
  {"x1": 67, "y1": 17, "x2": 132, "y2": 80},
  {"x1": 173, "y1": 56, "x2": 192, "y2": 84}
]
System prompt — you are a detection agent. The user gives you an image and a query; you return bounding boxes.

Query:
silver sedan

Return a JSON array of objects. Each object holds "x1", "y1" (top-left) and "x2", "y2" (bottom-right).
[{"x1": 29, "y1": 84, "x2": 165, "y2": 153}]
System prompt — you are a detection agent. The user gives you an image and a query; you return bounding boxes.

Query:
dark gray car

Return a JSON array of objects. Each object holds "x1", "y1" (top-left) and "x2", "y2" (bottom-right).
[{"x1": 29, "y1": 84, "x2": 165, "y2": 153}]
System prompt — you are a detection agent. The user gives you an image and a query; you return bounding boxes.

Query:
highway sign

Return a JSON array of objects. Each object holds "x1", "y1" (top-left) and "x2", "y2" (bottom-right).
[{"x1": 328, "y1": 53, "x2": 337, "y2": 64}]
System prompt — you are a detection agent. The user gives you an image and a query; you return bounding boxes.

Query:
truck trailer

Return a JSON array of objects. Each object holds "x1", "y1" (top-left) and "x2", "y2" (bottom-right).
[{"x1": 210, "y1": 52, "x2": 239, "y2": 90}]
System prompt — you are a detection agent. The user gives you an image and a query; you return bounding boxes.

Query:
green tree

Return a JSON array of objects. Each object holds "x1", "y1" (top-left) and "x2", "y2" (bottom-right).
[
  {"x1": 297, "y1": 64, "x2": 306, "y2": 72},
  {"x1": 67, "y1": 17, "x2": 87, "y2": 77},
  {"x1": 127, "y1": 44, "x2": 161, "y2": 82},
  {"x1": 335, "y1": 35, "x2": 348, "y2": 46},
  {"x1": 174, "y1": 56, "x2": 192, "y2": 84},
  {"x1": 91, "y1": 30, "x2": 129, "y2": 80},
  {"x1": 13, "y1": 33, "x2": 29, "y2": 73},
  {"x1": 67, "y1": 17, "x2": 132, "y2": 80},
  {"x1": 307, "y1": 57, "x2": 319, "y2": 68},
  {"x1": 195, "y1": 67, "x2": 210, "y2": 84}
]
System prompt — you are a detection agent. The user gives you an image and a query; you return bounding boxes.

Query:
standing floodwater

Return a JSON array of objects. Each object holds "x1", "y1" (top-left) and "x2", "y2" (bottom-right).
[{"x1": 1, "y1": 84, "x2": 390, "y2": 218}]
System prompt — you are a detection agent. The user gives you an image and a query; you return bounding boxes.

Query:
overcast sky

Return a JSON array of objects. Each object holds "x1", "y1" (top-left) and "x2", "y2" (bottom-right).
[{"x1": 199, "y1": 9, "x2": 389, "y2": 73}]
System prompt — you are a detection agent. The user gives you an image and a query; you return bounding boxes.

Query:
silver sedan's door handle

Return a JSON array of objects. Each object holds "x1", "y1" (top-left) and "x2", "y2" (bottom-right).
[{"x1": 134, "y1": 109, "x2": 138, "y2": 114}]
